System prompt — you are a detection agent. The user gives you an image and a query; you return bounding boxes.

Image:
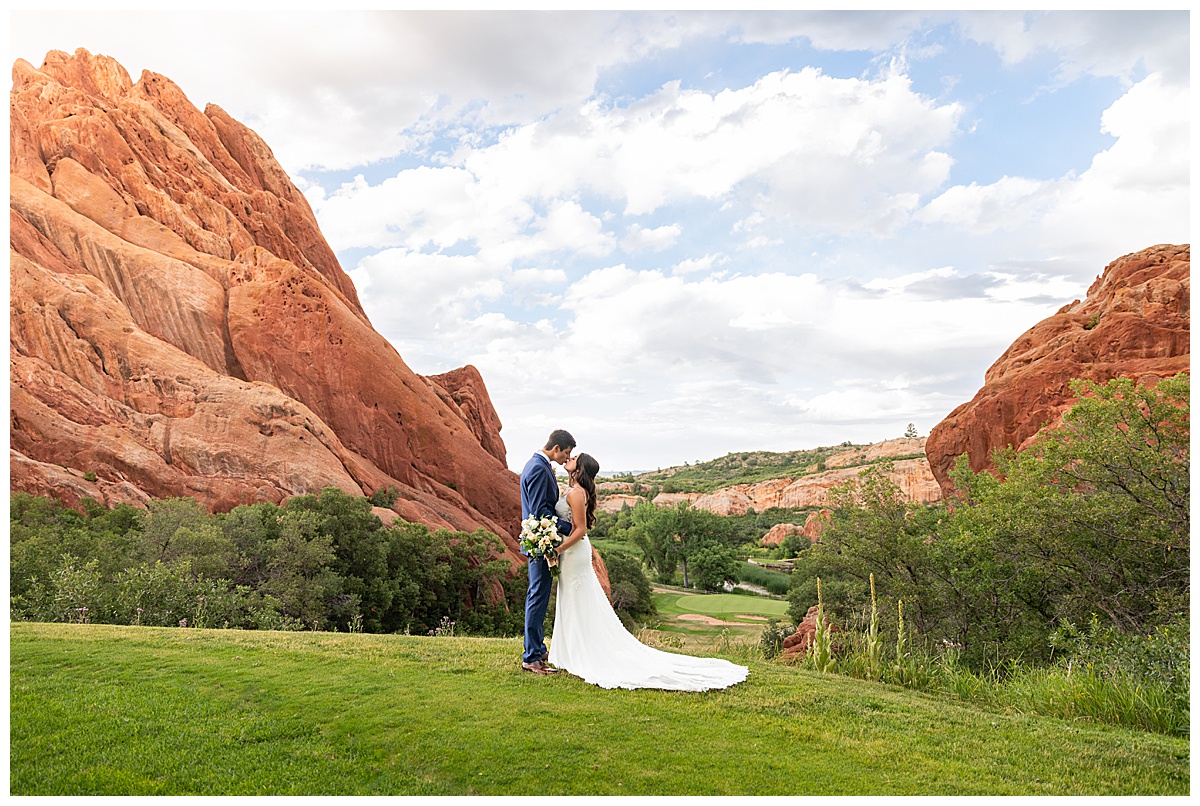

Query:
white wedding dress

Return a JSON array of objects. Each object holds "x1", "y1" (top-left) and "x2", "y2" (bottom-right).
[{"x1": 547, "y1": 492, "x2": 748, "y2": 691}]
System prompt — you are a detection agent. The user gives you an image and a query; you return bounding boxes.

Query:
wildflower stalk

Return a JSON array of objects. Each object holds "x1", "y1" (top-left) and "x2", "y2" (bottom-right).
[
  {"x1": 865, "y1": 573, "x2": 881, "y2": 681},
  {"x1": 811, "y1": 577, "x2": 834, "y2": 674}
]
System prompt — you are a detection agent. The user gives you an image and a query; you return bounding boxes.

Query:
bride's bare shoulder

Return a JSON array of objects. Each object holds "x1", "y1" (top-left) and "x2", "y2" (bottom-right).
[{"x1": 566, "y1": 484, "x2": 585, "y2": 502}]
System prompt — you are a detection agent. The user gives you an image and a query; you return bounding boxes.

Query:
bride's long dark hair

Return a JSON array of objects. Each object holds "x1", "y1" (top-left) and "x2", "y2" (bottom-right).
[{"x1": 570, "y1": 453, "x2": 600, "y2": 529}]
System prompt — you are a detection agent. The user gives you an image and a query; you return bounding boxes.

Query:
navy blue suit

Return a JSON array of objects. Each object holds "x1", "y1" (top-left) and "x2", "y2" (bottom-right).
[{"x1": 520, "y1": 451, "x2": 570, "y2": 664}]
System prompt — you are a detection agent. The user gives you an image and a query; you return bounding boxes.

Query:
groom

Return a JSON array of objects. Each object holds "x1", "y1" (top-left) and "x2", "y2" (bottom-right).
[{"x1": 520, "y1": 429, "x2": 575, "y2": 675}]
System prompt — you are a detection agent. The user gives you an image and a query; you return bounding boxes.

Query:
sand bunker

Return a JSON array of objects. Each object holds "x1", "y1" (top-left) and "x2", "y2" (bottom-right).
[{"x1": 677, "y1": 613, "x2": 770, "y2": 625}]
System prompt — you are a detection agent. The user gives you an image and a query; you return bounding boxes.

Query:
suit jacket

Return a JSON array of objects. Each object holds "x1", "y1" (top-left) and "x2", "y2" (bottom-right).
[{"x1": 520, "y1": 451, "x2": 569, "y2": 554}]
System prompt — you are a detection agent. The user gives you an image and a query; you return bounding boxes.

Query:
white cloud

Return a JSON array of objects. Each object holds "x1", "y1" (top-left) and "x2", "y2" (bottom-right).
[
  {"x1": 529, "y1": 200, "x2": 616, "y2": 258},
  {"x1": 671, "y1": 254, "x2": 725, "y2": 276},
  {"x1": 959, "y1": 10, "x2": 1190, "y2": 86},
  {"x1": 353, "y1": 250, "x2": 503, "y2": 342},
  {"x1": 622, "y1": 223, "x2": 682, "y2": 253},
  {"x1": 730, "y1": 10, "x2": 944, "y2": 51},
  {"x1": 785, "y1": 380, "x2": 943, "y2": 425},
  {"x1": 917, "y1": 176, "x2": 1050, "y2": 233},
  {"x1": 315, "y1": 166, "x2": 489, "y2": 252},
  {"x1": 416, "y1": 67, "x2": 962, "y2": 236},
  {"x1": 1088, "y1": 73, "x2": 1189, "y2": 193},
  {"x1": 915, "y1": 73, "x2": 1189, "y2": 260},
  {"x1": 10, "y1": 10, "x2": 1186, "y2": 472},
  {"x1": 457, "y1": 263, "x2": 1078, "y2": 468},
  {"x1": 10, "y1": 10, "x2": 711, "y2": 172}
]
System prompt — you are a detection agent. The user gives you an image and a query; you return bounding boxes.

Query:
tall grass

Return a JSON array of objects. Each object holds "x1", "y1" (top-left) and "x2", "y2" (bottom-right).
[
  {"x1": 786, "y1": 597, "x2": 1189, "y2": 737},
  {"x1": 736, "y1": 562, "x2": 790, "y2": 595}
]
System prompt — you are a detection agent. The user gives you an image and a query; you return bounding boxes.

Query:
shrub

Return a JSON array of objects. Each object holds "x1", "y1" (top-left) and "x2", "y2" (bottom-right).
[
  {"x1": 599, "y1": 550, "x2": 657, "y2": 623},
  {"x1": 10, "y1": 489, "x2": 538, "y2": 640},
  {"x1": 368, "y1": 485, "x2": 400, "y2": 508},
  {"x1": 759, "y1": 618, "x2": 792, "y2": 660}
]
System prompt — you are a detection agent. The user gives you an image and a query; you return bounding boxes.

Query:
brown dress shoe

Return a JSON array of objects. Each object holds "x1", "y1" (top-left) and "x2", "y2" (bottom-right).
[{"x1": 522, "y1": 660, "x2": 552, "y2": 675}]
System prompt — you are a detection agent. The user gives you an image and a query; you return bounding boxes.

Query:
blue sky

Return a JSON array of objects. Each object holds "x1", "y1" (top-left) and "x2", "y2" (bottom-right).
[{"x1": 11, "y1": 10, "x2": 1191, "y2": 472}]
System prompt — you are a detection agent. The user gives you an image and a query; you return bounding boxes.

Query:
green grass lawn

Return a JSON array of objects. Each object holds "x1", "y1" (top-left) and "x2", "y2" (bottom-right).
[
  {"x1": 656, "y1": 592, "x2": 790, "y2": 620},
  {"x1": 589, "y1": 538, "x2": 639, "y2": 556},
  {"x1": 10, "y1": 622, "x2": 1188, "y2": 796},
  {"x1": 646, "y1": 590, "x2": 790, "y2": 647}
]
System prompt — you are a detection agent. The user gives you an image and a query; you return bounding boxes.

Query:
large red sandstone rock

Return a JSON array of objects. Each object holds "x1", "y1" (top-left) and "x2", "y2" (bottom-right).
[
  {"x1": 8, "y1": 49, "x2": 541, "y2": 573},
  {"x1": 926, "y1": 244, "x2": 1190, "y2": 491},
  {"x1": 757, "y1": 510, "x2": 830, "y2": 547}
]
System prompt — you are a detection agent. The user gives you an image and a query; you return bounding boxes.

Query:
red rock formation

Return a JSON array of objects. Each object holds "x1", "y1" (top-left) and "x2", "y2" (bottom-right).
[
  {"x1": 652, "y1": 453, "x2": 941, "y2": 514},
  {"x1": 757, "y1": 511, "x2": 830, "y2": 547},
  {"x1": 825, "y1": 437, "x2": 925, "y2": 469},
  {"x1": 9, "y1": 49, "x2": 532, "y2": 569},
  {"x1": 597, "y1": 493, "x2": 644, "y2": 514},
  {"x1": 781, "y1": 604, "x2": 842, "y2": 660},
  {"x1": 801, "y1": 509, "x2": 832, "y2": 541},
  {"x1": 760, "y1": 522, "x2": 804, "y2": 547},
  {"x1": 427, "y1": 365, "x2": 508, "y2": 465},
  {"x1": 926, "y1": 244, "x2": 1190, "y2": 491}
]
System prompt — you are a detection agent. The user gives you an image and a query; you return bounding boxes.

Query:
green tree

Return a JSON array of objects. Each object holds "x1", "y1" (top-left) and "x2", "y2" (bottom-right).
[
  {"x1": 628, "y1": 502, "x2": 681, "y2": 583},
  {"x1": 629, "y1": 501, "x2": 733, "y2": 588},
  {"x1": 778, "y1": 532, "x2": 805, "y2": 560},
  {"x1": 802, "y1": 463, "x2": 951, "y2": 634},
  {"x1": 254, "y1": 509, "x2": 338, "y2": 629},
  {"x1": 687, "y1": 540, "x2": 741, "y2": 592},
  {"x1": 954, "y1": 373, "x2": 1189, "y2": 634},
  {"x1": 285, "y1": 488, "x2": 391, "y2": 631},
  {"x1": 599, "y1": 550, "x2": 657, "y2": 624}
]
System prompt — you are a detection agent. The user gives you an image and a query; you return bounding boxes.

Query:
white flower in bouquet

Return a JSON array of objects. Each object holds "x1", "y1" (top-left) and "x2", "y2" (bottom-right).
[{"x1": 519, "y1": 514, "x2": 563, "y2": 564}]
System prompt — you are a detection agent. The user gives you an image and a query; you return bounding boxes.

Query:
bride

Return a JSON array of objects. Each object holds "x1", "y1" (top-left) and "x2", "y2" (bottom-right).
[{"x1": 547, "y1": 453, "x2": 748, "y2": 691}]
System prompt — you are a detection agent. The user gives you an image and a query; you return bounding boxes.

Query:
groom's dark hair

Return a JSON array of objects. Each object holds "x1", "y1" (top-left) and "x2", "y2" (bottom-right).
[{"x1": 545, "y1": 429, "x2": 576, "y2": 451}]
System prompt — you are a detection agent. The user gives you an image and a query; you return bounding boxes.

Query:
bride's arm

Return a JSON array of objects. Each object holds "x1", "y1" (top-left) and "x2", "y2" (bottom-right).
[{"x1": 556, "y1": 487, "x2": 589, "y2": 555}]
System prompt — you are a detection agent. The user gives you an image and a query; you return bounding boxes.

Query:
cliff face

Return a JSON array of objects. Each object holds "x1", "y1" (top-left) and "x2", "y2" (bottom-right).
[
  {"x1": 10, "y1": 49, "x2": 523, "y2": 562},
  {"x1": 926, "y1": 244, "x2": 1190, "y2": 491}
]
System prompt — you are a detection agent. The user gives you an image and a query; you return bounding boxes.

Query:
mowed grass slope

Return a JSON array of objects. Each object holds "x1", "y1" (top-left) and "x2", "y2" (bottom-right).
[{"x1": 10, "y1": 623, "x2": 1188, "y2": 796}]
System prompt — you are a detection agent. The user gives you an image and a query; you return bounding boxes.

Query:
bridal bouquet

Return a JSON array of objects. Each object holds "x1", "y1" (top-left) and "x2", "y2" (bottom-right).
[{"x1": 520, "y1": 515, "x2": 563, "y2": 567}]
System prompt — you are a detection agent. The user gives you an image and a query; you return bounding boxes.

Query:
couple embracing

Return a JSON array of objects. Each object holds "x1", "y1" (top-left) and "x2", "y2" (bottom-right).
[{"x1": 519, "y1": 429, "x2": 748, "y2": 691}]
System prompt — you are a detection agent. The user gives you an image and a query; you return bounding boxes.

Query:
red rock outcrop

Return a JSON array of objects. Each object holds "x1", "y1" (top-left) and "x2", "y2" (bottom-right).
[
  {"x1": 598, "y1": 493, "x2": 644, "y2": 514},
  {"x1": 760, "y1": 522, "x2": 804, "y2": 547},
  {"x1": 781, "y1": 604, "x2": 842, "y2": 660},
  {"x1": 9, "y1": 49, "x2": 531, "y2": 567},
  {"x1": 926, "y1": 244, "x2": 1190, "y2": 491},
  {"x1": 825, "y1": 437, "x2": 924, "y2": 469},
  {"x1": 801, "y1": 509, "x2": 832, "y2": 541},
  {"x1": 652, "y1": 454, "x2": 941, "y2": 514}
]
